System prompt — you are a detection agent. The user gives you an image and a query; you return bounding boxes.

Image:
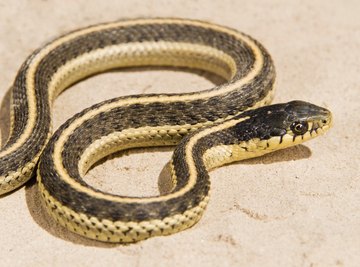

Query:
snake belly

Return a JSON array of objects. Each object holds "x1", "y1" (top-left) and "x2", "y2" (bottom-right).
[{"x1": 0, "y1": 18, "x2": 275, "y2": 242}]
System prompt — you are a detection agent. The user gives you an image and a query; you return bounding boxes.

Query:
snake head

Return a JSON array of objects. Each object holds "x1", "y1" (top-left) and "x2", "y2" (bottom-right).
[
  {"x1": 281, "y1": 100, "x2": 332, "y2": 140},
  {"x1": 199, "y1": 100, "x2": 332, "y2": 169},
  {"x1": 232, "y1": 100, "x2": 332, "y2": 153}
]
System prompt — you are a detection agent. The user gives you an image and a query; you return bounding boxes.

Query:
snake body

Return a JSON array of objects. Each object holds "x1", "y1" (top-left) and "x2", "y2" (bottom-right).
[{"x1": 0, "y1": 18, "x2": 331, "y2": 242}]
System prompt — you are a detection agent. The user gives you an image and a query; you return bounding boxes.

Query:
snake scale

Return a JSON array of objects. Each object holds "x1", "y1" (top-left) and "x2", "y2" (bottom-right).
[{"x1": 0, "y1": 18, "x2": 332, "y2": 243}]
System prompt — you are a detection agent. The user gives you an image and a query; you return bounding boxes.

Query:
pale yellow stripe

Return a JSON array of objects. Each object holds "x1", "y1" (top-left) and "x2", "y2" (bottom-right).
[
  {"x1": 0, "y1": 18, "x2": 263, "y2": 158},
  {"x1": 49, "y1": 86, "x2": 273, "y2": 204},
  {"x1": 50, "y1": 114, "x2": 249, "y2": 204},
  {"x1": 47, "y1": 42, "x2": 238, "y2": 102}
]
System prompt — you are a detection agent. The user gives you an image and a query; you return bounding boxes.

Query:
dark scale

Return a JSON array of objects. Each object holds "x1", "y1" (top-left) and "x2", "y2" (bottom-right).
[{"x1": 32, "y1": 20, "x2": 275, "y2": 222}]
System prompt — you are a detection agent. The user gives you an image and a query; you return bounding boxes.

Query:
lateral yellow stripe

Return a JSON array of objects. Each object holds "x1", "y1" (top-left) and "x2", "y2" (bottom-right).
[
  {"x1": 0, "y1": 18, "x2": 263, "y2": 159},
  {"x1": 50, "y1": 116, "x2": 250, "y2": 204},
  {"x1": 47, "y1": 41, "x2": 238, "y2": 102},
  {"x1": 47, "y1": 87, "x2": 273, "y2": 204}
]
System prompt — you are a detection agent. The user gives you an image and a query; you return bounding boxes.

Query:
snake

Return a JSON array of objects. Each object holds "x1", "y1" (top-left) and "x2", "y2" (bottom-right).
[{"x1": 0, "y1": 18, "x2": 332, "y2": 243}]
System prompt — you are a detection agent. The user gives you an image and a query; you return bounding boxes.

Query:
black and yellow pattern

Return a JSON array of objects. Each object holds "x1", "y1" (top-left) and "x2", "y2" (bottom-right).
[{"x1": 0, "y1": 18, "x2": 331, "y2": 242}]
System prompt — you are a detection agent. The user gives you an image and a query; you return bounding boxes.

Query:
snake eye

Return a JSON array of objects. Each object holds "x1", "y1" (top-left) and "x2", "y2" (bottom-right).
[{"x1": 290, "y1": 121, "x2": 308, "y2": 135}]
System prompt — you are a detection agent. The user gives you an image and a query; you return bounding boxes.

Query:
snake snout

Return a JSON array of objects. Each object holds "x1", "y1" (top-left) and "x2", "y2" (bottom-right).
[{"x1": 309, "y1": 106, "x2": 333, "y2": 132}]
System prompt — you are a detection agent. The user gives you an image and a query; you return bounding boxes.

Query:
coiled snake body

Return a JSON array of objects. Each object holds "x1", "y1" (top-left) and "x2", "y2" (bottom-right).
[{"x1": 0, "y1": 18, "x2": 332, "y2": 242}]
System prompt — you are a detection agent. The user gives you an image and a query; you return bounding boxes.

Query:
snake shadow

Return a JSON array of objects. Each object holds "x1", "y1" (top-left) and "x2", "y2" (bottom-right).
[
  {"x1": 25, "y1": 178, "x2": 120, "y2": 248},
  {"x1": 158, "y1": 144, "x2": 312, "y2": 194}
]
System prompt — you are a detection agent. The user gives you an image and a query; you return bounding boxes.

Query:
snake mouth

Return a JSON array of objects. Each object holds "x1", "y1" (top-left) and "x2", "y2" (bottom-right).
[{"x1": 308, "y1": 109, "x2": 333, "y2": 137}]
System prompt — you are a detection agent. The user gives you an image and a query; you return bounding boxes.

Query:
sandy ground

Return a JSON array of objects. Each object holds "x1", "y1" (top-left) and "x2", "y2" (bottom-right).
[{"x1": 0, "y1": 1, "x2": 359, "y2": 266}]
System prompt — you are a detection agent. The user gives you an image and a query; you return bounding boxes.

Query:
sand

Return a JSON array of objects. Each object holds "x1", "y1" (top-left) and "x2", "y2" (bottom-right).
[{"x1": 0, "y1": 1, "x2": 359, "y2": 266}]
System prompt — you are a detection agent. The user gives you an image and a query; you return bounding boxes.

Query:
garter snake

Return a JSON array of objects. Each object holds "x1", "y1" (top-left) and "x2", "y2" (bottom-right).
[{"x1": 0, "y1": 18, "x2": 332, "y2": 243}]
